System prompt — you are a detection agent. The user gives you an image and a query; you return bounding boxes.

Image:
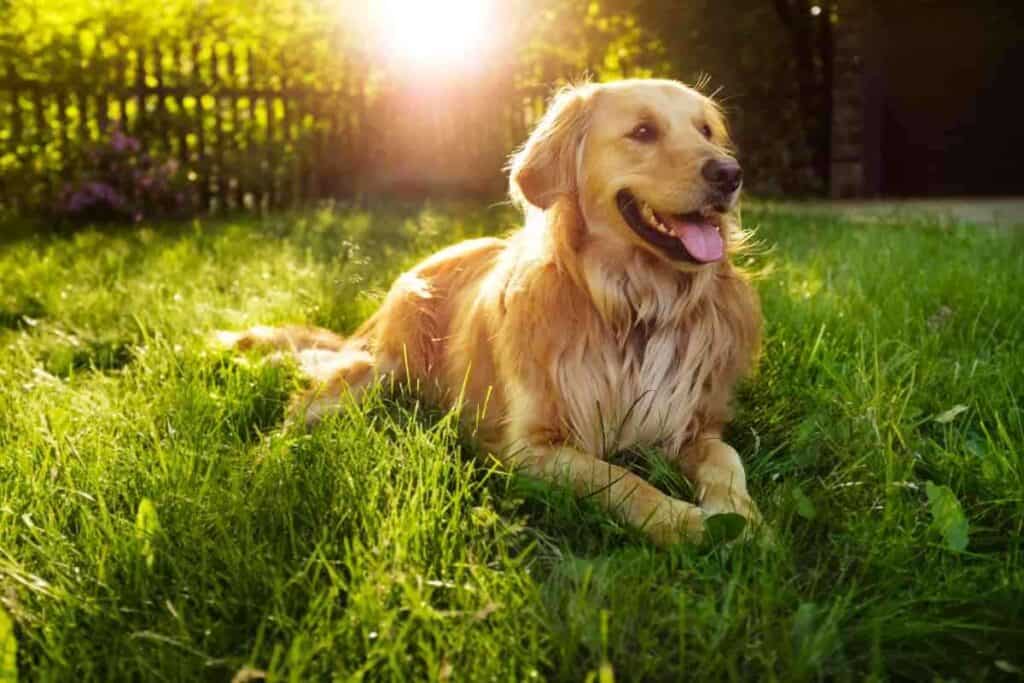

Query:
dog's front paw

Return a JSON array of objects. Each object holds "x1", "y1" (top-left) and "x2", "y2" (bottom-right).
[
  {"x1": 700, "y1": 490, "x2": 760, "y2": 521},
  {"x1": 699, "y1": 488, "x2": 771, "y2": 544},
  {"x1": 643, "y1": 498, "x2": 706, "y2": 547}
]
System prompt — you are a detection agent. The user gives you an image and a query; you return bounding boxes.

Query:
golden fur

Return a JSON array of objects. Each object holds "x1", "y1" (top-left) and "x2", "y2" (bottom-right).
[{"x1": 220, "y1": 79, "x2": 764, "y2": 546}]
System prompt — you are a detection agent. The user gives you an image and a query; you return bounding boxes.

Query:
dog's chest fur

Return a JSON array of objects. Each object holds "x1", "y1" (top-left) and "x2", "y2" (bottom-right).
[{"x1": 554, "y1": 258, "x2": 729, "y2": 457}]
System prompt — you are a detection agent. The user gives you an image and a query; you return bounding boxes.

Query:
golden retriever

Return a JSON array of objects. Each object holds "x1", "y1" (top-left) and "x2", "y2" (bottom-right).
[{"x1": 219, "y1": 79, "x2": 763, "y2": 546}]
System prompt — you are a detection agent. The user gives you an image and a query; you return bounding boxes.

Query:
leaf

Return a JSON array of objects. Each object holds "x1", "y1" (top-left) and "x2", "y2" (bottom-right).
[
  {"x1": 995, "y1": 660, "x2": 1021, "y2": 674},
  {"x1": 790, "y1": 601, "x2": 839, "y2": 671},
  {"x1": 925, "y1": 482, "x2": 969, "y2": 552},
  {"x1": 792, "y1": 485, "x2": 817, "y2": 520},
  {"x1": 933, "y1": 404, "x2": 968, "y2": 424},
  {"x1": 135, "y1": 497, "x2": 161, "y2": 570},
  {"x1": 791, "y1": 602, "x2": 818, "y2": 652},
  {"x1": 0, "y1": 607, "x2": 17, "y2": 683},
  {"x1": 704, "y1": 513, "x2": 747, "y2": 545}
]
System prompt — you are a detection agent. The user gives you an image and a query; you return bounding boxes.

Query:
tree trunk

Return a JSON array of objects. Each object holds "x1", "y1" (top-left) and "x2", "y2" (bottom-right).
[{"x1": 774, "y1": 0, "x2": 833, "y2": 190}]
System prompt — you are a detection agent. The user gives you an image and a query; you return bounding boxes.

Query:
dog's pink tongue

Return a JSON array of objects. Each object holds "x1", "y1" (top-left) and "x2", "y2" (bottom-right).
[{"x1": 664, "y1": 215, "x2": 724, "y2": 263}]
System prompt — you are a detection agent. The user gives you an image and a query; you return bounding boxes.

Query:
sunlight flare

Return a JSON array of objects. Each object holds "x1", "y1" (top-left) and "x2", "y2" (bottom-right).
[{"x1": 368, "y1": 0, "x2": 494, "y2": 68}]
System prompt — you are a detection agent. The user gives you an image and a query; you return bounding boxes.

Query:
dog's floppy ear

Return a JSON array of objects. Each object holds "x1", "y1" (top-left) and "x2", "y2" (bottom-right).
[{"x1": 509, "y1": 84, "x2": 595, "y2": 210}]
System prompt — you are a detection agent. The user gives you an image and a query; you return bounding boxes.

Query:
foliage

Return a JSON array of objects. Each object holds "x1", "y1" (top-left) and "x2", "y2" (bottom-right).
[{"x1": 0, "y1": 202, "x2": 1021, "y2": 680}]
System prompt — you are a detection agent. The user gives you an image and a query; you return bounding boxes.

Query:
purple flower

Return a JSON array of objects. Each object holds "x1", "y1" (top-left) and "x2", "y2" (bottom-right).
[
  {"x1": 60, "y1": 123, "x2": 194, "y2": 223},
  {"x1": 110, "y1": 129, "x2": 142, "y2": 154},
  {"x1": 88, "y1": 181, "x2": 125, "y2": 208},
  {"x1": 63, "y1": 181, "x2": 127, "y2": 214},
  {"x1": 67, "y1": 191, "x2": 88, "y2": 213}
]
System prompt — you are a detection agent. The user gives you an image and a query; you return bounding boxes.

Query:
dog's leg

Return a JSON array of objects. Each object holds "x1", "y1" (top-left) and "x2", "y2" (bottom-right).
[
  {"x1": 215, "y1": 324, "x2": 397, "y2": 426},
  {"x1": 679, "y1": 437, "x2": 762, "y2": 525},
  {"x1": 287, "y1": 346, "x2": 396, "y2": 427},
  {"x1": 510, "y1": 445, "x2": 705, "y2": 547},
  {"x1": 215, "y1": 325, "x2": 347, "y2": 353}
]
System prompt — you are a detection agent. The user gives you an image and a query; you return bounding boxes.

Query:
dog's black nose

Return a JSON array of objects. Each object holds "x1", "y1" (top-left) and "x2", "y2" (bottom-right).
[{"x1": 701, "y1": 158, "x2": 743, "y2": 193}]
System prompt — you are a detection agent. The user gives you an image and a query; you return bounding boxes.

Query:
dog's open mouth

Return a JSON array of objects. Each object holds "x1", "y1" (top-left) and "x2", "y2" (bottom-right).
[{"x1": 616, "y1": 189, "x2": 725, "y2": 263}]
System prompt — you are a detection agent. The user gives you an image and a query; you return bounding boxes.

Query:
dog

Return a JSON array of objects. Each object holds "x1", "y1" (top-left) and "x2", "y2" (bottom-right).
[{"x1": 219, "y1": 79, "x2": 763, "y2": 546}]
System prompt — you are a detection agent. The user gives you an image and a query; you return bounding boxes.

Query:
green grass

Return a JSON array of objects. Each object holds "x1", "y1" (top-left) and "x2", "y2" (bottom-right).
[{"x1": 1, "y1": 201, "x2": 1022, "y2": 681}]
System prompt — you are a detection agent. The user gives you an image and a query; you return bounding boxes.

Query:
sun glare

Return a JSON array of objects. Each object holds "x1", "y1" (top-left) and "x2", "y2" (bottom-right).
[{"x1": 369, "y1": 0, "x2": 494, "y2": 69}]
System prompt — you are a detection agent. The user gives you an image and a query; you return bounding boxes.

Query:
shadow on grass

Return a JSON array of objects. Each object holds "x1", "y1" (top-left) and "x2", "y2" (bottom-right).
[
  {"x1": 0, "y1": 295, "x2": 46, "y2": 330},
  {"x1": 44, "y1": 338, "x2": 136, "y2": 377}
]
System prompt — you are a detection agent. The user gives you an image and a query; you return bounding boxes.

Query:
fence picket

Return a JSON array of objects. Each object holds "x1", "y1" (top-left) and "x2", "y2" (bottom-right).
[
  {"x1": 173, "y1": 43, "x2": 189, "y2": 178},
  {"x1": 96, "y1": 48, "x2": 109, "y2": 136},
  {"x1": 30, "y1": 85, "x2": 49, "y2": 199},
  {"x1": 116, "y1": 54, "x2": 129, "y2": 133},
  {"x1": 226, "y1": 46, "x2": 241, "y2": 208},
  {"x1": 153, "y1": 42, "x2": 171, "y2": 155},
  {"x1": 190, "y1": 42, "x2": 209, "y2": 210},
  {"x1": 6, "y1": 65, "x2": 21, "y2": 153},
  {"x1": 135, "y1": 47, "x2": 147, "y2": 136},
  {"x1": 211, "y1": 44, "x2": 225, "y2": 210},
  {"x1": 55, "y1": 90, "x2": 69, "y2": 179},
  {"x1": 74, "y1": 45, "x2": 89, "y2": 147},
  {"x1": 245, "y1": 46, "x2": 258, "y2": 209},
  {"x1": 265, "y1": 57, "x2": 278, "y2": 208},
  {"x1": 5, "y1": 65, "x2": 22, "y2": 211},
  {"x1": 280, "y1": 55, "x2": 296, "y2": 207}
]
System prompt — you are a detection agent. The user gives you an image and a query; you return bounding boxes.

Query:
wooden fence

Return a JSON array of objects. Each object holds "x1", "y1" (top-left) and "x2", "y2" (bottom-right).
[{"x1": 0, "y1": 40, "x2": 549, "y2": 216}]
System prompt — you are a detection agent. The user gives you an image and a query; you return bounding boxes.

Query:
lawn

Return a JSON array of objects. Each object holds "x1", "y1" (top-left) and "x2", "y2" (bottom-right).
[{"x1": 0, "y1": 202, "x2": 1022, "y2": 681}]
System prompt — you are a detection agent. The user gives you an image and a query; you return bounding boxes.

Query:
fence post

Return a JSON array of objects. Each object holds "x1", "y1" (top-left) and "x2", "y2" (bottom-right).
[
  {"x1": 211, "y1": 43, "x2": 226, "y2": 211},
  {"x1": 55, "y1": 88, "x2": 69, "y2": 183},
  {"x1": 280, "y1": 54, "x2": 297, "y2": 207},
  {"x1": 245, "y1": 46, "x2": 259, "y2": 211},
  {"x1": 173, "y1": 43, "x2": 189, "y2": 181},
  {"x1": 4, "y1": 63, "x2": 23, "y2": 212},
  {"x1": 97, "y1": 44, "x2": 110, "y2": 136},
  {"x1": 116, "y1": 53, "x2": 130, "y2": 134},
  {"x1": 191, "y1": 41, "x2": 209, "y2": 211},
  {"x1": 227, "y1": 45, "x2": 241, "y2": 209},
  {"x1": 28, "y1": 82, "x2": 51, "y2": 201},
  {"x1": 307, "y1": 84, "x2": 319, "y2": 201},
  {"x1": 355, "y1": 70, "x2": 368, "y2": 192},
  {"x1": 135, "y1": 47, "x2": 147, "y2": 137},
  {"x1": 153, "y1": 42, "x2": 171, "y2": 154},
  {"x1": 327, "y1": 74, "x2": 342, "y2": 197},
  {"x1": 262, "y1": 50, "x2": 277, "y2": 210},
  {"x1": 74, "y1": 40, "x2": 90, "y2": 147}
]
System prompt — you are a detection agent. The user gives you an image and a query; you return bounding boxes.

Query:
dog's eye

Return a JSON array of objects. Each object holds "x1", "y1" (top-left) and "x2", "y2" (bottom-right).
[
  {"x1": 627, "y1": 122, "x2": 658, "y2": 143},
  {"x1": 701, "y1": 123, "x2": 713, "y2": 140}
]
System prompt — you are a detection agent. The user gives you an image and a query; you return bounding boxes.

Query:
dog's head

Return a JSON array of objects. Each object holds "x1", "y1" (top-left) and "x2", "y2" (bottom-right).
[{"x1": 510, "y1": 79, "x2": 742, "y2": 269}]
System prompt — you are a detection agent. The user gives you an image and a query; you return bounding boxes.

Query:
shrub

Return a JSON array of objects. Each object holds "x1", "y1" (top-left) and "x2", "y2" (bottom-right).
[{"x1": 57, "y1": 126, "x2": 198, "y2": 223}]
